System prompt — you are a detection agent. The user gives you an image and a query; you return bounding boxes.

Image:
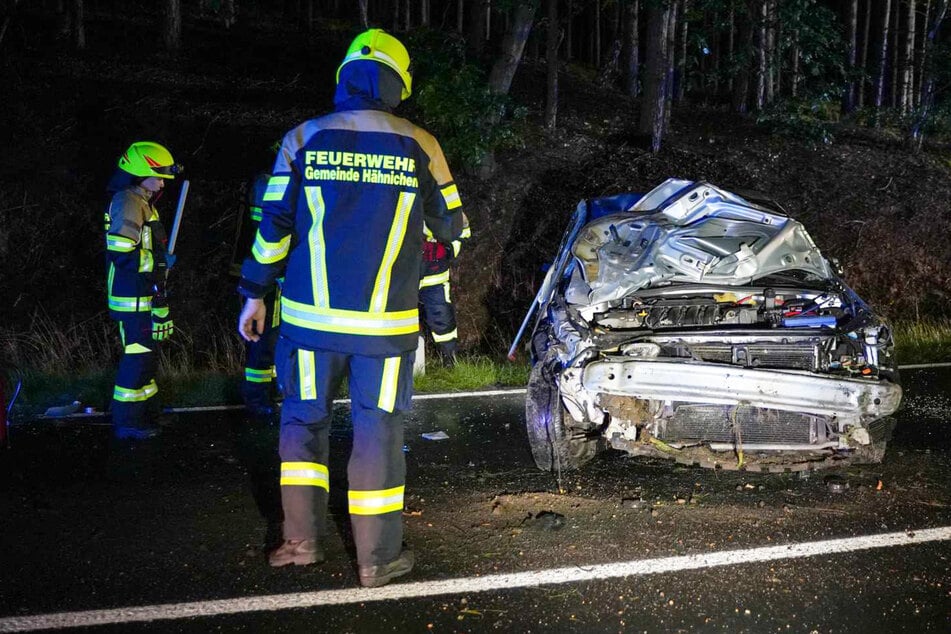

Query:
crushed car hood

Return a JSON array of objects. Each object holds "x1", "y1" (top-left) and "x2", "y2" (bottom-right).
[{"x1": 569, "y1": 179, "x2": 834, "y2": 305}]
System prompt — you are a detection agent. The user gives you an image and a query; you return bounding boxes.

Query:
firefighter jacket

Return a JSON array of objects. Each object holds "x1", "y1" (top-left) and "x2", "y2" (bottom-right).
[
  {"x1": 229, "y1": 173, "x2": 271, "y2": 277},
  {"x1": 239, "y1": 98, "x2": 466, "y2": 357},
  {"x1": 104, "y1": 185, "x2": 169, "y2": 318},
  {"x1": 420, "y1": 216, "x2": 471, "y2": 289}
]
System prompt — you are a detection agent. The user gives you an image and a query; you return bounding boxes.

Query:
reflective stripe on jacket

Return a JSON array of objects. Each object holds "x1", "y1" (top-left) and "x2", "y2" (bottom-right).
[
  {"x1": 104, "y1": 187, "x2": 159, "y2": 316},
  {"x1": 240, "y1": 107, "x2": 466, "y2": 356}
]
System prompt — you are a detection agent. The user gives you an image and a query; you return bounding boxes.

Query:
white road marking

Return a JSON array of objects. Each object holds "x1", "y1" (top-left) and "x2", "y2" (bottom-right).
[
  {"x1": 2, "y1": 526, "x2": 949, "y2": 632},
  {"x1": 32, "y1": 360, "x2": 951, "y2": 420}
]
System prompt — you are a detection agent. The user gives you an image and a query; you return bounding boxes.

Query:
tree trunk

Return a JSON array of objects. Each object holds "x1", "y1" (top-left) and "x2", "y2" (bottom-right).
[
  {"x1": 664, "y1": 0, "x2": 677, "y2": 130},
  {"x1": 914, "y1": 0, "x2": 932, "y2": 106},
  {"x1": 404, "y1": 0, "x2": 411, "y2": 30},
  {"x1": 909, "y1": 0, "x2": 948, "y2": 147},
  {"x1": 727, "y1": 5, "x2": 735, "y2": 92},
  {"x1": 790, "y1": 27, "x2": 800, "y2": 97},
  {"x1": 916, "y1": 0, "x2": 933, "y2": 105},
  {"x1": 70, "y1": 0, "x2": 85, "y2": 49},
  {"x1": 676, "y1": 0, "x2": 689, "y2": 102},
  {"x1": 755, "y1": 0, "x2": 766, "y2": 109},
  {"x1": 639, "y1": 2, "x2": 671, "y2": 152},
  {"x1": 858, "y1": 0, "x2": 871, "y2": 107},
  {"x1": 420, "y1": 0, "x2": 429, "y2": 26},
  {"x1": 544, "y1": 0, "x2": 560, "y2": 128},
  {"x1": 594, "y1": 0, "x2": 602, "y2": 67},
  {"x1": 773, "y1": 6, "x2": 782, "y2": 99},
  {"x1": 875, "y1": 0, "x2": 892, "y2": 108},
  {"x1": 732, "y1": 8, "x2": 752, "y2": 113},
  {"x1": 304, "y1": 0, "x2": 314, "y2": 32},
  {"x1": 900, "y1": 0, "x2": 917, "y2": 113},
  {"x1": 393, "y1": 0, "x2": 400, "y2": 31},
  {"x1": 163, "y1": 0, "x2": 182, "y2": 54},
  {"x1": 457, "y1": 0, "x2": 464, "y2": 32},
  {"x1": 711, "y1": 10, "x2": 720, "y2": 97},
  {"x1": 488, "y1": 2, "x2": 536, "y2": 95},
  {"x1": 844, "y1": 0, "x2": 858, "y2": 112},
  {"x1": 468, "y1": 0, "x2": 487, "y2": 55},
  {"x1": 567, "y1": 0, "x2": 573, "y2": 60},
  {"x1": 765, "y1": 0, "x2": 776, "y2": 103},
  {"x1": 358, "y1": 0, "x2": 368, "y2": 28},
  {"x1": 623, "y1": 0, "x2": 640, "y2": 97},
  {"x1": 889, "y1": 0, "x2": 900, "y2": 107}
]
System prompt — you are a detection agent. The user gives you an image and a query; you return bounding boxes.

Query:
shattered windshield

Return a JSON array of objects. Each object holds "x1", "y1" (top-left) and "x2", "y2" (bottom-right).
[{"x1": 567, "y1": 180, "x2": 834, "y2": 305}]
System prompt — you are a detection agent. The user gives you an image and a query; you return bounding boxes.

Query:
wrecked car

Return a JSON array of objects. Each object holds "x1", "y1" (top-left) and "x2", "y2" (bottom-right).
[{"x1": 514, "y1": 179, "x2": 902, "y2": 473}]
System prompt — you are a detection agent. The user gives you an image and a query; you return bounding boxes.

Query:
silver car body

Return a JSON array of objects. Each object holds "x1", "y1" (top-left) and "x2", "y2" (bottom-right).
[{"x1": 529, "y1": 179, "x2": 901, "y2": 467}]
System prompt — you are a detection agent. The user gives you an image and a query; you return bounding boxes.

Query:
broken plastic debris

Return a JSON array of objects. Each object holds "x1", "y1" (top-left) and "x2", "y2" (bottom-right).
[
  {"x1": 421, "y1": 431, "x2": 449, "y2": 440},
  {"x1": 44, "y1": 401, "x2": 81, "y2": 417}
]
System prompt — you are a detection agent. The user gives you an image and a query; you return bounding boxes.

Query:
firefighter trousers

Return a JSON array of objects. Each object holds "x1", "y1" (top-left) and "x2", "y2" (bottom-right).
[
  {"x1": 111, "y1": 312, "x2": 160, "y2": 428},
  {"x1": 241, "y1": 286, "x2": 281, "y2": 410},
  {"x1": 419, "y1": 280, "x2": 458, "y2": 357},
  {"x1": 275, "y1": 337, "x2": 414, "y2": 567}
]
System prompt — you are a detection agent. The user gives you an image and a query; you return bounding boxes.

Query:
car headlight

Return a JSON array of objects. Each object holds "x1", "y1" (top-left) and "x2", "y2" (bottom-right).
[{"x1": 619, "y1": 342, "x2": 661, "y2": 358}]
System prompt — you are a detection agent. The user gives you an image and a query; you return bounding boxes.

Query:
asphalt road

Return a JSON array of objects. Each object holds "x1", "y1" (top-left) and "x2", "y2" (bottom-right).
[{"x1": 0, "y1": 369, "x2": 949, "y2": 633}]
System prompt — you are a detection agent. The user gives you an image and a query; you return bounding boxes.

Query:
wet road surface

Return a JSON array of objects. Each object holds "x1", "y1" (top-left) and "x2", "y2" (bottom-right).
[{"x1": 1, "y1": 370, "x2": 950, "y2": 632}]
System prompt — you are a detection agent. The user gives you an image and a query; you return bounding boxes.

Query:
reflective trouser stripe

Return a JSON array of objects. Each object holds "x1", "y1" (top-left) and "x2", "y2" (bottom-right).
[
  {"x1": 348, "y1": 485, "x2": 405, "y2": 515},
  {"x1": 419, "y1": 270, "x2": 450, "y2": 288},
  {"x1": 298, "y1": 349, "x2": 317, "y2": 400},
  {"x1": 432, "y1": 328, "x2": 458, "y2": 343},
  {"x1": 113, "y1": 379, "x2": 158, "y2": 402},
  {"x1": 245, "y1": 367, "x2": 275, "y2": 383},
  {"x1": 377, "y1": 357, "x2": 400, "y2": 413},
  {"x1": 280, "y1": 461, "x2": 329, "y2": 490},
  {"x1": 125, "y1": 343, "x2": 152, "y2": 354}
]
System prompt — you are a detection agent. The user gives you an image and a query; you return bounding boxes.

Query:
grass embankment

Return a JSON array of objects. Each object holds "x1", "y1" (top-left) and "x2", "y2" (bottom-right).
[
  {"x1": 8, "y1": 320, "x2": 950, "y2": 421},
  {"x1": 7, "y1": 355, "x2": 532, "y2": 421}
]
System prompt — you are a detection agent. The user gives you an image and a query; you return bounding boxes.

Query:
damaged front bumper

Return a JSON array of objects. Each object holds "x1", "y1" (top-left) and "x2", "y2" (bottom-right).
[{"x1": 568, "y1": 358, "x2": 902, "y2": 432}]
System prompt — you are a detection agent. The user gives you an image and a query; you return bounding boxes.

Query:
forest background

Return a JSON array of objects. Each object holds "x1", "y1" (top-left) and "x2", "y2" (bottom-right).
[{"x1": 2, "y1": 0, "x2": 951, "y2": 415}]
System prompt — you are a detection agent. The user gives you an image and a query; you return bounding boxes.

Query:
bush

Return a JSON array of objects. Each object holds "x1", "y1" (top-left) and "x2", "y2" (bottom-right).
[{"x1": 756, "y1": 97, "x2": 837, "y2": 145}]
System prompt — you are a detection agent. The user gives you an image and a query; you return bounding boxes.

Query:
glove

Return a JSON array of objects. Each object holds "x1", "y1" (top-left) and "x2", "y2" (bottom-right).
[
  {"x1": 422, "y1": 241, "x2": 449, "y2": 262},
  {"x1": 164, "y1": 253, "x2": 177, "y2": 271},
  {"x1": 151, "y1": 306, "x2": 174, "y2": 341}
]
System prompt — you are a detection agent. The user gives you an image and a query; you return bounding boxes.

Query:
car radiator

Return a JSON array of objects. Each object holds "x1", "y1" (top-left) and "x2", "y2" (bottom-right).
[
  {"x1": 688, "y1": 343, "x2": 818, "y2": 371},
  {"x1": 661, "y1": 404, "x2": 819, "y2": 444}
]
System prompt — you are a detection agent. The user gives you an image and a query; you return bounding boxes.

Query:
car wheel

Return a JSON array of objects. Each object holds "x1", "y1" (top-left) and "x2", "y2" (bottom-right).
[{"x1": 525, "y1": 361, "x2": 600, "y2": 472}]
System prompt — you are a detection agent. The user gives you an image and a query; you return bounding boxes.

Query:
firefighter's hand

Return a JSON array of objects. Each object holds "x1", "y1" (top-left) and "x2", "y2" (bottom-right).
[
  {"x1": 239, "y1": 298, "x2": 266, "y2": 342},
  {"x1": 151, "y1": 306, "x2": 174, "y2": 341}
]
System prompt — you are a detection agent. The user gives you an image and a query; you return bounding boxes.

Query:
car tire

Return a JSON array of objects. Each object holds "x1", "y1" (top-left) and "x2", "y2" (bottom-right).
[{"x1": 525, "y1": 361, "x2": 600, "y2": 472}]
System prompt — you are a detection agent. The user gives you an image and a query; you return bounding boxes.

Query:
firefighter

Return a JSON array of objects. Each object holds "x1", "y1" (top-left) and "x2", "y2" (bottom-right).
[
  {"x1": 419, "y1": 215, "x2": 471, "y2": 367},
  {"x1": 238, "y1": 28, "x2": 466, "y2": 588},
  {"x1": 230, "y1": 145, "x2": 282, "y2": 421},
  {"x1": 104, "y1": 141, "x2": 181, "y2": 440}
]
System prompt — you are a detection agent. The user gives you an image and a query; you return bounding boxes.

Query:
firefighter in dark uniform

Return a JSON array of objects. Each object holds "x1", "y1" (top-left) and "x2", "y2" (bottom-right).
[
  {"x1": 231, "y1": 158, "x2": 282, "y2": 420},
  {"x1": 419, "y1": 215, "x2": 470, "y2": 366},
  {"x1": 104, "y1": 141, "x2": 181, "y2": 439},
  {"x1": 238, "y1": 29, "x2": 466, "y2": 588}
]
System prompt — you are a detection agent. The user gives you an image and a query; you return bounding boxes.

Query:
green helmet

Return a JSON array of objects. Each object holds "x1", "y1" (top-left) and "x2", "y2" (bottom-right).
[
  {"x1": 118, "y1": 141, "x2": 181, "y2": 179},
  {"x1": 336, "y1": 29, "x2": 412, "y2": 100}
]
